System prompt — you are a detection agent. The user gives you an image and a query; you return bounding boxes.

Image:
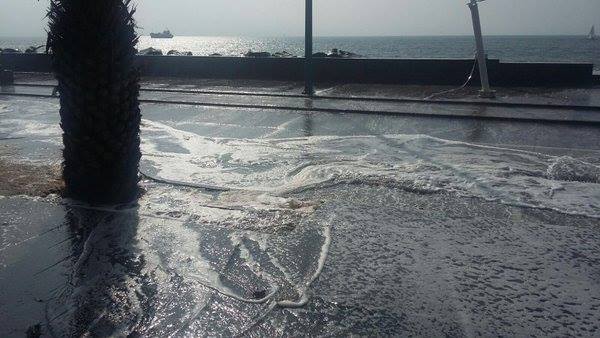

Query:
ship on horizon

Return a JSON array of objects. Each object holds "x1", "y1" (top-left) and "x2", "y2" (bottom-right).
[{"x1": 150, "y1": 30, "x2": 174, "y2": 39}]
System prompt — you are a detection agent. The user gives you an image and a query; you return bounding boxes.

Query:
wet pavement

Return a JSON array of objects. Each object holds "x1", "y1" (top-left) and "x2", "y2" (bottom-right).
[
  {"x1": 5, "y1": 74, "x2": 600, "y2": 125},
  {"x1": 12, "y1": 73, "x2": 600, "y2": 108},
  {"x1": 1, "y1": 79, "x2": 600, "y2": 337}
]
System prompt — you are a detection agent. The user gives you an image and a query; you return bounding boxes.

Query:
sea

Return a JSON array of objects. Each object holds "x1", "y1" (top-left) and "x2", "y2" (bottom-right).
[{"x1": 1, "y1": 35, "x2": 599, "y2": 71}]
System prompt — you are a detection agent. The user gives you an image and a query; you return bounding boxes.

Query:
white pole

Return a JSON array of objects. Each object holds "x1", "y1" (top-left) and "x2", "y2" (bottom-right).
[{"x1": 468, "y1": 0, "x2": 495, "y2": 98}]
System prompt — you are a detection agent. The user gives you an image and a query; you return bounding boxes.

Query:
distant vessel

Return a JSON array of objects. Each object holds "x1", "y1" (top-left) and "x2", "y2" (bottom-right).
[
  {"x1": 589, "y1": 26, "x2": 596, "y2": 40},
  {"x1": 150, "y1": 30, "x2": 174, "y2": 39}
]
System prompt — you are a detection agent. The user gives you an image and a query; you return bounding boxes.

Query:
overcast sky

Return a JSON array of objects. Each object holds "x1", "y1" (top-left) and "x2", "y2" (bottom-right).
[{"x1": 1, "y1": 0, "x2": 599, "y2": 37}]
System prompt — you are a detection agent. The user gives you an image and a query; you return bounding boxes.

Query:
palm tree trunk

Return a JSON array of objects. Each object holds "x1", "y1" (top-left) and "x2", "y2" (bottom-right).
[{"x1": 47, "y1": 0, "x2": 141, "y2": 204}]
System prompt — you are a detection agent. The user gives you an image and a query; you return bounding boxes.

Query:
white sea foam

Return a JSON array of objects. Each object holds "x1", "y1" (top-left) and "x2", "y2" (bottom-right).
[
  {"x1": 24, "y1": 115, "x2": 600, "y2": 335},
  {"x1": 137, "y1": 121, "x2": 600, "y2": 324},
  {"x1": 141, "y1": 120, "x2": 600, "y2": 219},
  {"x1": 0, "y1": 118, "x2": 62, "y2": 139},
  {"x1": 137, "y1": 127, "x2": 600, "y2": 321},
  {"x1": 0, "y1": 100, "x2": 61, "y2": 137},
  {"x1": 547, "y1": 156, "x2": 600, "y2": 183},
  {"x1": 0, "y1": 103, "x2": 8, "y2": 114}
]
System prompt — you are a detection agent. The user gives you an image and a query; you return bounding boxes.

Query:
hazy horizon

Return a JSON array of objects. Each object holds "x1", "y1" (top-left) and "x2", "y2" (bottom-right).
[
  {"x1": 2, "y1": 34, "x2": 598, "y2": 39},
  {"x1": 1, "y1": 0, "x2": 599, "y2": 38}
]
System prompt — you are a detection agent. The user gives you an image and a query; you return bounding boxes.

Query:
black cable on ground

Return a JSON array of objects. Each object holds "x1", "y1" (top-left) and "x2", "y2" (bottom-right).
[{"x1": 424, "y1": 56, "x2": 478, "y2": 100}]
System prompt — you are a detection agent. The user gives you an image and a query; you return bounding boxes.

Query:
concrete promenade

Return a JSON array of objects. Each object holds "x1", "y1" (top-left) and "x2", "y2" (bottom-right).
[{"x1": 1, "y1": 74, "x2": 600, "y2": 337}]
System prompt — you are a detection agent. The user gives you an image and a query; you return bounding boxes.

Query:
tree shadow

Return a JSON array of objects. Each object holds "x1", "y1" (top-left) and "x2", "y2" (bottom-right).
[{"x1": 46, "y1": 202, "x2": 147, "y2": 337}]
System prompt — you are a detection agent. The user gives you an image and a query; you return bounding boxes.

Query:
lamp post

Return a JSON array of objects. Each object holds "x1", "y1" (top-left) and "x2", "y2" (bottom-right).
[
  {"x1": 468, "y1": 0, "x2": 495, "y2": 98},
  {"x1": 304, "y1": 0, "x2": 315, "y2": 96}
]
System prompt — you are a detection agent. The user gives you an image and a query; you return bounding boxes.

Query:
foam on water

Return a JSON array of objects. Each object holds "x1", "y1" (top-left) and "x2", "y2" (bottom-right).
[
  {"x1": 43, "y1": 180, "x2": 331, "y2": 335},
  {"x1": 2, "y1": 93, "x2": 599, "y2": 219},
  {"x1": 0, "y1": 118, "x2": 62, "y2": 140},
  {"x1": 548, "y1": 156, "x2": 600, "y2": 183},
  {"x1": 0, "y1": 103, "x2": 9, "y2": 114},
  {"x1": 0, "y1": 100, "x2": 62, "y2": 144},
  {"x1": 141, "y1": 119, "x2": 600, "y2": 219},
  {"x1": 4, "y1": 106, "x2": 600, "y2": 335}
]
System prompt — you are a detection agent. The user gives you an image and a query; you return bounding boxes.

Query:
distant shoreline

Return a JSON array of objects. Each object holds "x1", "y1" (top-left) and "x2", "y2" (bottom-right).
[{"x1": 3, "y1": 35, "x2": 598, "y2": 71}]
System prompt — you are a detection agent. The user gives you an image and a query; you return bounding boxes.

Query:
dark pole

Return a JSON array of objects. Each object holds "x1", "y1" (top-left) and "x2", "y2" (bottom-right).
[{"x1": 304, "y1": 0, "x2": 315, "y2": 95}]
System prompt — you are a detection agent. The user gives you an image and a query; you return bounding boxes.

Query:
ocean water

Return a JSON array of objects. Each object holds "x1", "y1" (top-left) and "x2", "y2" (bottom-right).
[{"x1": 2, "y1": 35, "x2": 600, "y2": 70}]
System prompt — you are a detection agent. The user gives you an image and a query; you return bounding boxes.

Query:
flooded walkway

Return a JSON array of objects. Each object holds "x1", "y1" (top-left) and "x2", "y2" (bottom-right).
[{"x1": 1, "y1": 79, "x2": 600, "y2": 336}]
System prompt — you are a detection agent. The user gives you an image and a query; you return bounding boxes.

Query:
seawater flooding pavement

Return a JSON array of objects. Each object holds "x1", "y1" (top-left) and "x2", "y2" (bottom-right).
[{"x1": 1, "y1": 77, "x2": 600, "y2": 336}]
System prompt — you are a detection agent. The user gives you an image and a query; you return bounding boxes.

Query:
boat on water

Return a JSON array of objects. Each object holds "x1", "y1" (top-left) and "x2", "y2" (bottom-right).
[
  {"x1": 150, "y1": 30, "x2": 174, "y2": 39},
  {"x1": 588, "y1": 25, "x2": 596, "y2": 40}
]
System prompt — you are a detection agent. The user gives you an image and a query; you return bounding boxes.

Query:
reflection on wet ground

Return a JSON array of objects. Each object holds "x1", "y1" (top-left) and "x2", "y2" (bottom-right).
[{"x1": 1, "y1": 94, "x2": 600, "y2": 336}]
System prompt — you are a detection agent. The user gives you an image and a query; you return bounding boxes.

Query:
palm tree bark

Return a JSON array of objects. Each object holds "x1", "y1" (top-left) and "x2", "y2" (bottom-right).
[{"x1": 47, "y1": 0, "x2": 141, "y2": 204}]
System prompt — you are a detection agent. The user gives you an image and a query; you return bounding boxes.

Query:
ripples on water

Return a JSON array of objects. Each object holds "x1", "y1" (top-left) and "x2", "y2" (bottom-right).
[{"x1": 2, "y1": 35, "x2": 599, "y2": 70}]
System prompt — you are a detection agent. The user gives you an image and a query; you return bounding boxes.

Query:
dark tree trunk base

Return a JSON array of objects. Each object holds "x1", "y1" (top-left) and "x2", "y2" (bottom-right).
[{"x1": 47, "y1": 0, "x2": 142, "y2": 205}]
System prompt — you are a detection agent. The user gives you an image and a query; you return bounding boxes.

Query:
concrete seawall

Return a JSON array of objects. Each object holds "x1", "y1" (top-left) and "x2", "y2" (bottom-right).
[{"x1": 1, "y1": 53, "x2": 594, "y2": 87}]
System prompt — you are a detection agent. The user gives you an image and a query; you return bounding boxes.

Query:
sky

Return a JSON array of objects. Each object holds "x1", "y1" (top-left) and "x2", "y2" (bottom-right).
[{"x1": 1, "y1": 0, "x2": 599, "y2": 37}]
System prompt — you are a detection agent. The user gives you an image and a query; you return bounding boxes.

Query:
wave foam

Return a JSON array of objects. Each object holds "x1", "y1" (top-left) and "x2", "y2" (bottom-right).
[
  {"x1": 141, "y1": 120, "x2": 600, "y2": 218},
  {"x1": 547, "y1": 156, "x2": 600, "y2": 183}
]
